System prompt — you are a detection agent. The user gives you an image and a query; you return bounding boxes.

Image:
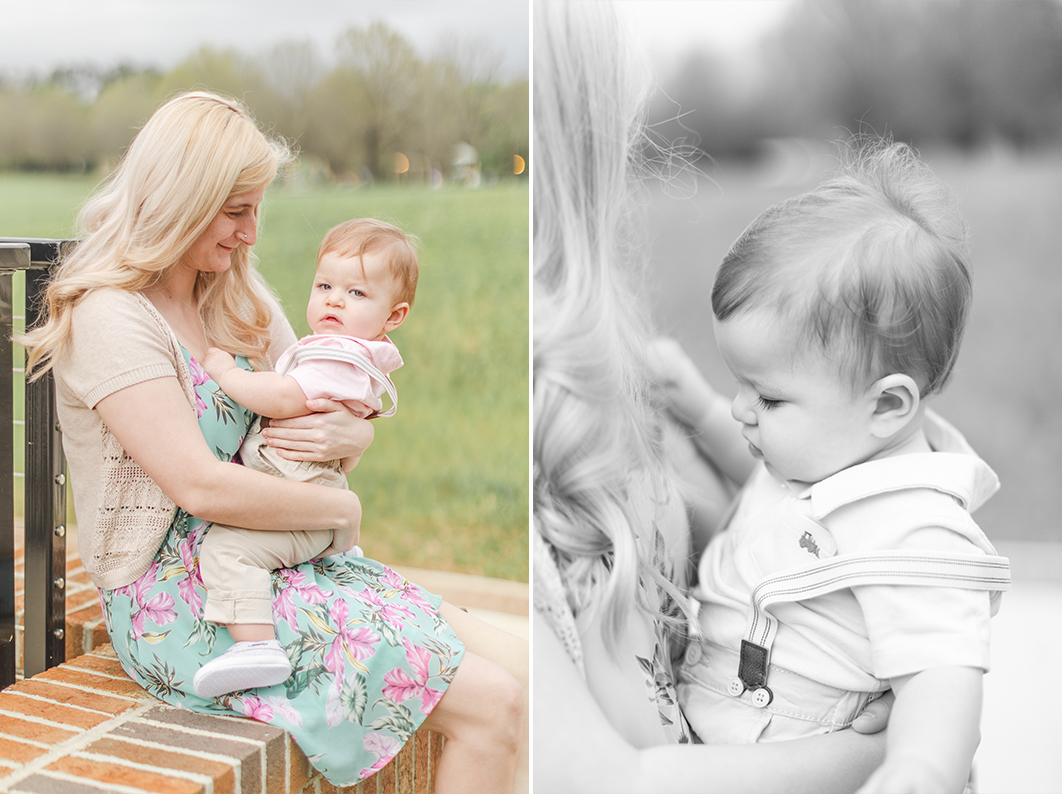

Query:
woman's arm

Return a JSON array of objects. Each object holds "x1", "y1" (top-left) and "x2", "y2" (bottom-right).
[
  {"x1": 95, "y1": 375, "x2": 361, "y2": 549},
  {"x1": 534, "y1": 612, "x2": 886, "y2": 794}
]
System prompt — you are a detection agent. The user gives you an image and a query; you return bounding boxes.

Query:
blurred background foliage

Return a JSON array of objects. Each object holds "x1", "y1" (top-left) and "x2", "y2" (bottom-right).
[
  {"x1": 652, "y1": 0, "x2": 1062, "y2": 158},
  {"x1": 0, "y1": 21, "x2": 529, "y2": 186}
]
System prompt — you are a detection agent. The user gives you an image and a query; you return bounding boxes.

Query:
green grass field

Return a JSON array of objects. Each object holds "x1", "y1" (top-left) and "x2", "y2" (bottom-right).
[
  {"x1": 646, "y1": 147, "x2": 1062, "y2": 544},
  {"x1": 0, "y1": 173, "x2": 530, "y2": 581}
]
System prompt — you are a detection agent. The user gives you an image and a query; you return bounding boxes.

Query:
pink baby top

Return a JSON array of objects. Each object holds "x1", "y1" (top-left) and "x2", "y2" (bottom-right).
[{"x1": 274, "y1": 334, "x2": 403, "y2": 418}]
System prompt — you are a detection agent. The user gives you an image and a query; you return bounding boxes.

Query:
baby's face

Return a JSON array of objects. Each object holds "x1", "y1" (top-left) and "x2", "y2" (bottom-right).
[
  {"x1": 307, "y1": 251, "x2": 402, "y2": 341},
  {"x1": 713, "y1": 309, "x2": 881, "y2": 486}
]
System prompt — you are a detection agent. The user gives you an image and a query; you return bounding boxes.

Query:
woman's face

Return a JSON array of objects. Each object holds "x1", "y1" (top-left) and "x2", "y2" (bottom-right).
[{"x1": 178, "y1": 187, "x2": 266, "y2": 276}]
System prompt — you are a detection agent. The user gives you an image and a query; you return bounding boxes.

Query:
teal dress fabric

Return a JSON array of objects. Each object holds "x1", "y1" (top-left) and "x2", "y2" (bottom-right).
[{"x1": 99, "y1": 349, "x2": 465, "y2": 786}]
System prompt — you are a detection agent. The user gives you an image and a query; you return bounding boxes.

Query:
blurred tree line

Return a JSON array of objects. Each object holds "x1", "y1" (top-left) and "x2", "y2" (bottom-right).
[
  {"x1": 657, "y1": 0, "x2": 1062, "y2": 157},
  {"x1": 0, "y1": 22, "x2": 529, "y2": 184}
]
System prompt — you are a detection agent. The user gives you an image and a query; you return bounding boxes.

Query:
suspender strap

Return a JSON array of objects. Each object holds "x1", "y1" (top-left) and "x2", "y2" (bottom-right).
[
  {"x1": 280, "y1": 346, "x2": 398, "y2": 417},
  {"x1": 737, "y1": 551, "x2": 1011, "y2": 692}
]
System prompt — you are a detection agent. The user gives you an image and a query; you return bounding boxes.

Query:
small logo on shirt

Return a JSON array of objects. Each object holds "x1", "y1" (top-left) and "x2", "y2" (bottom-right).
[{"x1": 799, "y1": 531, "x2": 821, "y2": 558}]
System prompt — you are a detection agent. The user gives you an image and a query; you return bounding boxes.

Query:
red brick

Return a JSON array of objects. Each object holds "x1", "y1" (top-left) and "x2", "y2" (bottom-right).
[
  {"x1": 109, "y1": 722, "x2": 262, "y2": 794},
  {"x1": 395, "y1": 738, "x2": 413, "y2": 793},
  {"x1": 64, "y1": 622, "x2": 85, "y2": 661},
  {"x1": 414, "y1": 729, "x2": 431, "y2": 794},
  {"x1": 64, "y1": 590, "x2": 99, "y2": 611},
  {"x1": 84, "y1": 736, "x2": 236, "y2": 794},
  {"x1": 289, "y1": 735, "x2": 311, "y2": 792},
  {"x1": 48, "y1": 755, "x2": 206, "y2": 794},
  {"x1": 0, "y1": 693, "x2": 114, "y2": 729},
  {"x1": 0, "y1": 735, "x2": 49, "y2": 764},
  {"x1": 376, "y1": 754, "x2": 396, "y2": 792},
  {"x1": 0, "y1": 713, "x2": 78, "y2": 745},
  {"x1": 34, "y1": 667, "x2": 147, "y2": 700},
  {"x1": 67, "y1": 601, "x2": 102, "y2": 623},
  {"x1": 9, "y1": 679, "x2": 139, "y2": 715},
  {"x1": 62, "y1": 653, "x2": 127, "y2": 678}
]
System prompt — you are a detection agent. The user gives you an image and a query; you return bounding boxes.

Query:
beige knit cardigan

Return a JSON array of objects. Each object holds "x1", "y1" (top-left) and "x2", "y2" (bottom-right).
[{"x1": 54, "y1": 288, "x2": 293, "y2": 590}]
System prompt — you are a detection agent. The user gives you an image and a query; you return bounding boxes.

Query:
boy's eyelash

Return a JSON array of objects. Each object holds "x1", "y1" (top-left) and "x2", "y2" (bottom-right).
[{"x1": 756, "y1": 395, "x2": 782, "y2": 410}]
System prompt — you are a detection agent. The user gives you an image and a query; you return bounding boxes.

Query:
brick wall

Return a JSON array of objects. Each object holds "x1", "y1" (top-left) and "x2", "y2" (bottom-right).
[
  {"x1": 0, "y1": 645, "x2": 442, "y2": 793},
  {"x1": 5, "y1": 541, "x2": 527, "y2": 793}
]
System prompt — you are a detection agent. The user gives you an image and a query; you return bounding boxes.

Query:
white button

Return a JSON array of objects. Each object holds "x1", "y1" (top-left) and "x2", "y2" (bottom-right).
[
  {"x1": 751, "y1": 687, "x2": 773, "y2": 708},
  {"x1": 727, "y1": 677, "x2": 745, "y2": 697},
  {"x1": 686, "y1": 643, "x2": 702, "y2": 665}
]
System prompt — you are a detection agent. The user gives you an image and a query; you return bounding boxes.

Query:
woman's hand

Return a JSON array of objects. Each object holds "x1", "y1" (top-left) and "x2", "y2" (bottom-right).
[
  {"x1": 851, "y1": 689, "x2": 894, "y2": 735},
  {"x1": 260, "y1": 398, "x2": 373, "y2": 469}
]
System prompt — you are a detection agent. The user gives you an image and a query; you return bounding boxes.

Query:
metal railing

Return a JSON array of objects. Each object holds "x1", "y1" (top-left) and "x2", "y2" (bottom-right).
[{"x1": 0, "y1": 238, "x2": 73, "y2": 686}]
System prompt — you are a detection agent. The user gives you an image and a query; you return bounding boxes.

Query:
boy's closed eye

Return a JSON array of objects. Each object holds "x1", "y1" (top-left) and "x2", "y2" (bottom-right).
[{"x1": 756, "y1": 395, "x2": 783, "y2": 410}]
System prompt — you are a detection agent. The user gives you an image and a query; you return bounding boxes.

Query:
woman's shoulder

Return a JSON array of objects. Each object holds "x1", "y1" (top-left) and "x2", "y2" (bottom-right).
[
  {"x1": 72, "y1": 288, "x2": 156, "y2": 329},
  {"x1": 62, "y1": 288, "x2": 179, "y2": 384}
]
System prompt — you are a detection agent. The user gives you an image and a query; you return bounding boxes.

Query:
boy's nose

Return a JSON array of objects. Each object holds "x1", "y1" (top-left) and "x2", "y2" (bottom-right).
[{"x1": 731, "y1": 389, "x2": 757, "y2": 425}]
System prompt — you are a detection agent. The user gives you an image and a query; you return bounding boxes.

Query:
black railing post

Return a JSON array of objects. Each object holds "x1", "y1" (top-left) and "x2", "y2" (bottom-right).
[
  {"x1": 0, "y1": 243, "x2": 28, "y2": 688},
  {"x1": 22, "y1": 241, "x2": 70, "y2": 678}
]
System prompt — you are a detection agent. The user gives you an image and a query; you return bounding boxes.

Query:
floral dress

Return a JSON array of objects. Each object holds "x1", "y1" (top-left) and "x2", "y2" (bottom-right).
[{"x1": 99, "y1": 349, "x2": 465, "y2": 786}]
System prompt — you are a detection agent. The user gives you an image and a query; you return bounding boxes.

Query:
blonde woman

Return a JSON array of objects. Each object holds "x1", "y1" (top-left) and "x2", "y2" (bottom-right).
[
  {"x1": 21, "y1": 91, "x2": 523, "y2": 793},
  {"x1": 533, "y1": 3, "x2": 893, "y2": 791}
]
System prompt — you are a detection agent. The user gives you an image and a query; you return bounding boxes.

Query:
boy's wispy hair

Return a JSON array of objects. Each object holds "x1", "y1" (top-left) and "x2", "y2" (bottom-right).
[{"x1": 712, "y1": 137, "x2": 971, "y2": 395}]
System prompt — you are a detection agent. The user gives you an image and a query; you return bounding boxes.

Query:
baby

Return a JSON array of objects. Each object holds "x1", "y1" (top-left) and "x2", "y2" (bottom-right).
[
  {"x1": 192, "y1": 217, "x2": 417, "y2": 699},
  {"x1": 658, "y1": 141, "x2": 1010, "y2": 793}
]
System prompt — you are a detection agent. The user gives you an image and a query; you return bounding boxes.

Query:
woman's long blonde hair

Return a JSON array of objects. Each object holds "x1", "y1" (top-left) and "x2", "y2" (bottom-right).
[
  {"x1": 533, "y1": 1, "x2": 684, "y2": 647},
  {"x1": 20, "y1": 90, "x2": 295, "y2": 376}
]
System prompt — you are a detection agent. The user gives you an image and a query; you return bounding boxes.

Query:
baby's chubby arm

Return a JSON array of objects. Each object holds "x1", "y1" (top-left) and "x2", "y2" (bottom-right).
[
  {"x1": 857, "y1": 665, "x2": 982, "y2": 794},
  {"x1": 203, "y1": 347, "x2": 311, "y2": 419}
]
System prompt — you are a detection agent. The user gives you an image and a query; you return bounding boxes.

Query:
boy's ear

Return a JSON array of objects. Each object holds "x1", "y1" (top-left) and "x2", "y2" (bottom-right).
[
  {"x1": 383, "y1": 302, "x2": 410, "y2": 333},
  {"x1": 868, "y1": 373, "x2": 921, "y2": 439}
]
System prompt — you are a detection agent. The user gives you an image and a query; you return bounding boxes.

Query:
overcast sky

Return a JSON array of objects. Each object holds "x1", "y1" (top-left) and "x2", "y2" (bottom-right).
[{"x1": 0, "y1": 0, "x2": 529, "y2": 79}]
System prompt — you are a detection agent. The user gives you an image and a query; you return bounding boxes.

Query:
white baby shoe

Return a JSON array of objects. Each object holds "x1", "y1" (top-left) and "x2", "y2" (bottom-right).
[{"x1": 192, "y1": 639, "x2": 292, "y2": 698}]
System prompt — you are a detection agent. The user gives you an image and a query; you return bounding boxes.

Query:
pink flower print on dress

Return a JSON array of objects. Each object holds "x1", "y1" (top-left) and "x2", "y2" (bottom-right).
[
  {"x1": 323, "y1": 599, "x2": 381, "y2": 676},
  {"x1": 112, "y1": 560, "x2": 178, "y2": 641},
  {"x1": 236, "y1": 693, "x2": 304, "y2": 728},
  {"x1": 382, "y1": 637, "x2": 443, "y2": 711},
  {"x1": 360, "y1": 733, "x2": 401, "y2": 778},
  {"x1": 274, "y1": 568, "x2": 332, "y2": 632},
  {"x1": 175, "y1": 524, "x2": 206, "y2": 612},
  {"x1": 356, "y1": 584, "x2": 416, "y2": 630},
  {"x1": 188, "y1": 357, "x2": 210, "y2": 418},
  {"x1": 379, "y1": 568, "x2": 434, "y2": 612}
]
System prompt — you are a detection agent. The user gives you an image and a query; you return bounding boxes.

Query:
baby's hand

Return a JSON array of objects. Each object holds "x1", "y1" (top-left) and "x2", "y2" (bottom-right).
[
  {"x1": 647, "y1": 337, "x2": 719, "y2": 429},
  {"x1": 202, "y1": 347, "x2": 237, "y2": 382},
  {"x1": 856, "y1": 758, "x2": 952, "y2": 794}
]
